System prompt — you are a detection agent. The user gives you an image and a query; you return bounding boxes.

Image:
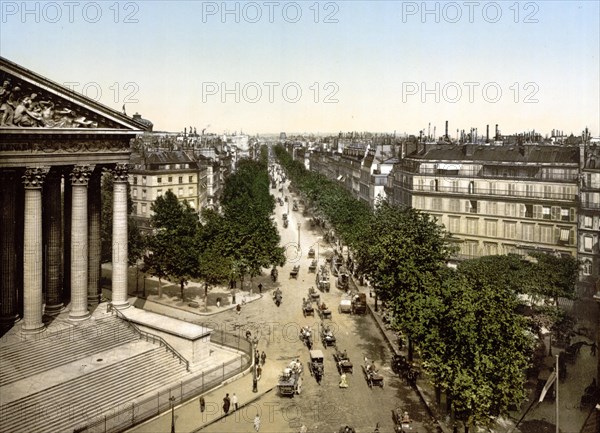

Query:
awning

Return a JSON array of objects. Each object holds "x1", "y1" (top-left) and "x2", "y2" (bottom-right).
[{"x1": 437, "y1": 163, "x2": 462, "y2": 170}]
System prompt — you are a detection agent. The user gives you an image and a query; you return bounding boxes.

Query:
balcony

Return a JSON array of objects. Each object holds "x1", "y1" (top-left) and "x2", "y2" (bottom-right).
[
  {"x1": 410, "y1": 184, "x2": 577, "y2": 201},
  {"x1": 397, "y1": 167, "x2": 578, "y2": 182}
]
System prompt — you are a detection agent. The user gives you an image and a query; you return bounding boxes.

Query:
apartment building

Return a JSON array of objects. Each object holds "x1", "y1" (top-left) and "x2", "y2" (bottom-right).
[
  {"x1": 579, "y1": 142, "x2": 600, "y2": 296},
  {"x1": 129, "y1": 150, "x2": 201, "y2": 231},
  {"x1": 388, "y1": 143, "x2": 580, "y2": 261}
]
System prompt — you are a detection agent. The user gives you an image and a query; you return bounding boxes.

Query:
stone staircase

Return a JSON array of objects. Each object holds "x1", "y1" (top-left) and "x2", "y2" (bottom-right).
[
  {"x1": 0, "y1": 316, "x2": 138, "y2": 386},
  {"x1": 0, "y1": 345, "x2": 191, "y2": 433}
]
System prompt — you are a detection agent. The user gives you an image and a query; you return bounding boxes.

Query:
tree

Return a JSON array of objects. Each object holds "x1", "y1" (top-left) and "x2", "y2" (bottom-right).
[
  {"x1": 145, "y1": 190, "x2": 200, "y2": 301},
  {"x1": 528, "y1": 252, "x2": 579, "y2": 306},
  {"x1": 419, "y1": 268, "x2": 533, "y2": 432}
]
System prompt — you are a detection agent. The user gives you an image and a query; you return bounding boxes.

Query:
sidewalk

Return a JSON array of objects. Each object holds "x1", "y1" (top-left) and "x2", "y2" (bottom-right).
[{"x1": 127, "y1": 356, "x2": 280, "y2": 433}]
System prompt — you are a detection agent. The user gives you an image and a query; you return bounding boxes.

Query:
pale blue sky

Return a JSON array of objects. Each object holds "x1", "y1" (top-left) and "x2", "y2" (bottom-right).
[{"x1": 1, "y1": 1, "x2": 598, "y2": 136}]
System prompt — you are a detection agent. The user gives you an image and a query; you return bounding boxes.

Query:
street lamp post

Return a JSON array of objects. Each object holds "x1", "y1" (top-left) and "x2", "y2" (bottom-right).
[
  {"x1": 252, "y1": 337, "x2": 259, "y2": 393},
  {"x1": 297, "y1": 223, "x2": 301, "y2": 246},
  {"x1": 169, "y1": 396, "x2": 176, "y2": 433}
]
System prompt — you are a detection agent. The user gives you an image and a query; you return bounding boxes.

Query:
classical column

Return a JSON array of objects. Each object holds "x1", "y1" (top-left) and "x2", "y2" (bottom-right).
[
  {"x1": 43, "y1": 170, "x2": 64, "y2": 315},
  {"x1": 63, "y1": 178, "x2": 72, "y2": 304},
  {"x1": 21, "y1": 167, "x2": 49, "y2": 334},
  {"x1": 0, "y1": 170, "x2": 20, "y2": 326},
  {"x1": 87, "y1": 171, "x2": 102, "y2": 305},
  {"x1": 111, "y1": 164, "x2": 130, "y2": 309},
  {"x1": 69, "y1": 165, "x2": 93, "y2": 321}
]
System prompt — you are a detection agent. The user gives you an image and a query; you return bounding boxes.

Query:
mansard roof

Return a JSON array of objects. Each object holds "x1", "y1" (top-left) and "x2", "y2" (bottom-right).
[
  {"x1": 0, "y1": 56, "x2": 149, "y2": 132},
  {"x1": 408, "y1": 144, "x2": 579, "y2": 165}
]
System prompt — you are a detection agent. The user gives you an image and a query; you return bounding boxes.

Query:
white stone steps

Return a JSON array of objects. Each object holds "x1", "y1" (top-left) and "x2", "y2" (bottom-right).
[{"x1": 0, "y1": 348, "x2": 190, "y2": 433}]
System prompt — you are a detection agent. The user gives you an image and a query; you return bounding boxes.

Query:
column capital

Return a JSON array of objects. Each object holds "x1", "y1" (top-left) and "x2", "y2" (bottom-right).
[
  {"x1": 22, "y1": 167, "x2": 49, "y2": 188},
  {"x1": 70, "y1": 165, "x2": 95, "y2": 186},
  {"x1": 107, "y1": 163, "x2": 131, "y2": 183}
]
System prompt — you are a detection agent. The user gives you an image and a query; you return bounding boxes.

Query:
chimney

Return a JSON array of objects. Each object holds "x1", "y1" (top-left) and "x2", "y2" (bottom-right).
[
  {"x1": 495, "y1": 124, "x2": 499, "y2": 140},
  {"x1": 486, "y1": 125, "x2": 489, "y2": 142},
  {"x1": 445, "y1": 120, "x2": 449, "y2": 139}
]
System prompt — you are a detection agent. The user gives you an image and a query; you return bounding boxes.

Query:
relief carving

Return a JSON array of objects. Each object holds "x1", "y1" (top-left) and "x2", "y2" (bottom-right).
[
  {"x1": 22, "y1": 167, "x2": 50, "y2": 188},
  {"x1": 70, "y1": 165, "x2": 95, "y2": 185},
  {"x1": 0, "y1": 74, "x2": 112, "y2": 129}
]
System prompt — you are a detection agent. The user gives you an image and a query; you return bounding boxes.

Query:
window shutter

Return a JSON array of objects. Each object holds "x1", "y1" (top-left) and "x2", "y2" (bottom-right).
[
  {"x1": 551, "y1": 206, "x2": 560, "y2": 220},
  {"x1": 570, "y1": 208, "x2": 576, "y2": 222},
  {"x1": 534, "y1": 225, "x2": 540, "y2": 242}
]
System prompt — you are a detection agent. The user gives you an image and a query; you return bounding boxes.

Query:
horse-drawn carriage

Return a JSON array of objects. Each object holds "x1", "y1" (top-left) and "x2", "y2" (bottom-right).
[
  {"x1": 308, "y1": 286, "x2": 320, "y2": 303},
  {"x1": 362, "y1": 359, "x2": 384, "y2": 388},
  {"x1": 299, "y1": 326, "x2": 313, "y2": 350},
  {"x1": 277, "y1": 366, "x2": 302, "y2": 397},
  {"x1": 308, "y1": 349, "x2": 325, "y2": 384},
  {"x1": 273, "y1": 288, "x2": 282, "y2": 307},
  {"x1": 333, "y1": 348, "x2": 353, "y2": 374},
  {"x1": 392, "y1": 408, "x2": 413, "y2": 432},
  {"x1": 290, "y1": 265, "x2": 299, "y2": 279},
  {"x1": 283, "y1": 219, "x2": 288, "y2": 228},
  {"x1": 308, "y1": 247, "x2": 315, "y2": 258},
  {"x1": 308, "y1": 259, "x2": 317, "y2": 273},
  {"x1": 351, "y1": 293, "x2": 367, "y2": 314},
  {"x1": 336, "y1": 269, "x2": 350, "y2": 290},
  {"x1": 318, "y1": 302, "x2": 332, "y2": 320},
  {"x1": 278, "y1": 197, "x2": 284, "y2": 206},
  {"x1": 302, "y1": 299, "x2": 314, "y2": 317},
  {"x1": 392, "y1": 354, "x2": 420, "y2": 386},
  {"x1": 321, "y1": 325, "x2": 336, "y2": 347},
  {"x1": 316, "y1": 266, "x2": 330, "y2": 292}
]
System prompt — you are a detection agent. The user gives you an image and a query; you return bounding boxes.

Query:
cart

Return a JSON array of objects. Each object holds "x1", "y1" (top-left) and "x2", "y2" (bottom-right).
[
  {"x1": 308, "y1": 260, "x2": 317, "y2": 273},
  {"x1": 290, "y1": 265, "x2": 299, "y2": 278}
]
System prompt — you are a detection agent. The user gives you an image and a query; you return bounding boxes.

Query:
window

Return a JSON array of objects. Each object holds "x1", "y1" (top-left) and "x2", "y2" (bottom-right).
[
  {"x1": 543, "y1": 185, "x2": 552, "y2": 198},
  {"x1": 188, "y1": 187, "x2": 194, "y2": 195},
  {"x1": 508, "y1": 183, "x2": 516, "y2": 196},
  {"x1": 133, "y1": 188, "x2": 138, "y2": 198},
  {"x1": 504, "y1": 221, "x2": 517, "y2": 239},
  {"x1": 584, "y1": 216, "x2": 593, "y2": 228},
  {"x1": 522, "y1": 223, "x2": 534, "y2": 241},
  {"x1": 142, "y1": 176, "x2": 147, "y2": 185},
  {"x1": 141, "y1": 203, "x2": 147, "y2": 214},
  {"x1": 179, "y1": 176, "x2": 183, "y2": 184},
  {"x1": 551, "y1": 206, "x2": 560, "y2": 220},
  {"x1": 487, "y1": 202, "x2": 497, "y2": 215},
  {"x1": 178, "y1": 188, "x2": 183, "y2": 197},
  {"x1": 157, "y1": 177, "x2": 162, "y2": 184},
  {"x1": 468, "y1": 181, "x2": 475, "y2": 194},
  {"x1": 489, "y1": 181, "x2": 496, "y2": 195},
  {"x1": 485, "y1": 220, "x2": 497, "y2": 237},
  {"x1": 463, "y1": 241, "x2": 479, "y2": 257},
  {"x1": 431, "y1": 198, "x2": 442, "y2": 210},
  {"x1": 142, "y1": 189, "x2": 146, "y2": 200},
  {"x1": 540, "y1": 225, "x2": 553, "y2": 243},
  {"x1": 168, "y1": 176, "x2": 173, "y2": 183},
  {"x1": 466, "y1": 200, "x2": 478, "y2": 214},
  {"x1": 189, "y1": 176, "x2": 194, "y2": 183},
  {"x1": 448, "y1": 216, "x2": 460, "y2": 233},
  {"x1": 467, "y1": 218, "x2": 478, "y2": 235},
  {"x1": 560, "y1": 208, "x2": 569, "y2": 221},
  {"x1": 584, "y1": 236, "x2": 593, "y2": 252},
  {"x1": 451, "y1": 180, "x2": 459, "y2": 192},
  {"x1": 417, "y1": 178, "x2": 424, "y2": 191},
  {"x1": 542, "y1": 206, "x2": 551, "y2": 220},
  {"x1": 582, "y1": 260, "x2": 592, "y2": 276},
  {"x1": 430, "y1": 179, "x2": 439, "y2": 191},
  {"x1": 484, "y1": 242, "x2": 498, "y2": 256},
  {"x1": 559, "y1": 229, "x2": 570, "y2": 242},
  {"x1": 449, "y1": 199, "x2": 460, "y2": 212},
  {"x1": 526, "y1": 184, "x2": 534, "y2": 197},
  {"x1": 505, "y1": 203, "x2": 516, "y2": 217},
  {"x1": 133, "y1": 176, "x2": 138, "y2": 185}
]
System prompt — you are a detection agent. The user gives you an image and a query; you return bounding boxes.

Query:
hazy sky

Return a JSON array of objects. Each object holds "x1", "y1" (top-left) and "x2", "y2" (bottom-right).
[{"x1": 1, "y1": 1, "x2": 598, "y2": 136}]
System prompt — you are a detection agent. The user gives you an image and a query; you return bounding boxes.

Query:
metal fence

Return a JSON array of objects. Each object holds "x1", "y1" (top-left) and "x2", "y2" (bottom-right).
[{"x1": 73, "y1": 334, "x2": 252, "y2": 433}]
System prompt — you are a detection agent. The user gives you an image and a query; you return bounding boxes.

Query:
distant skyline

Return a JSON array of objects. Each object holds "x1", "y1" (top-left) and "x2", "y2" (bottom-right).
[{"x1": 1, "y1": 1, "x2": 598, "y2": 136}]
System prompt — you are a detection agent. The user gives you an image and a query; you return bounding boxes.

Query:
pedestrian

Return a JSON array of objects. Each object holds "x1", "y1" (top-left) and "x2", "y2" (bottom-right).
[
  {"x1": 256, "y1": 364, "x2": 262, "y2": 380},
  {"x1": 236, "y1": 303, "x2": 241, "y2": 315},
  {"x1": 258, "y1": 283, "x2": 263, "y2": 294},
  {"x1": 592, "y1": 342, "x2": 597, "y2": 356},
  {"x1": 222, "y1": 393, "x2": 230, "y2": 414},
  {"x1": 216, "y1": 297, "x2": 221, "y2": 308},
  {"x1": 199, "y1": 396, "x2": 205, "y2": 413},
  {"x1": 254, "y1": 413, "x2": 261, "y2": 431},
  {"x1": 232, "y1": 393, "x2": 238, "y2": 411},
  {"x1": 261, "y1": 351, "x2": 266, "y2": 365}
]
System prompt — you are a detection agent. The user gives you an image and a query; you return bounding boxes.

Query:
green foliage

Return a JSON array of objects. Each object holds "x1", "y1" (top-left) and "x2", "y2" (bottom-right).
[
  {"x1": 528, "y1": 252, "x2": 579, "y2": 304},
  {"x1": 145, "y1": 190, "x2": 200, "y2": 300}
]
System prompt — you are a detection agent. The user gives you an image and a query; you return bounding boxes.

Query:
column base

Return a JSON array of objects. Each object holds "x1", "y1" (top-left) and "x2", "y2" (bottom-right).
[
  {"x1": 44, "y1": 303, "x2": 65, "y2": 316},
  {"x1": 87, "y1": 295, "x2": 101, "y2": 306},
  {"x1": 0, "y1": 313, "x2": 21, "y2": 328},
  {"x1": 21, "y1": 322, "x2": 45, "y2": 334},
  {"x1": 111, "y1": 301, "x2": 130, "y2": 310},
  {"x1": 69, "y1": 311, "x2": 91, "y2": 322}
]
